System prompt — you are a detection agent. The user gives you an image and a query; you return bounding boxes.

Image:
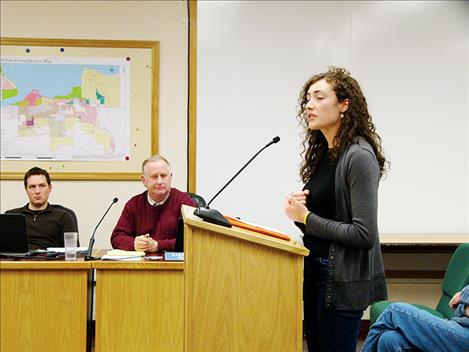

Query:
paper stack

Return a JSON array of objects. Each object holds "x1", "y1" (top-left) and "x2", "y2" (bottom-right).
[
  {"x1": 101, "y1": 249, "x2": 145, "y2": 261},
  {"x1": 47, "y1": 247, "x2": 89, "y2": 253}
]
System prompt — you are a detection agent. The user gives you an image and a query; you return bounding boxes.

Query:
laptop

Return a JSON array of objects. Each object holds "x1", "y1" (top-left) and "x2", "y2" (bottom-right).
[{"x1": 0, "y1": 213, "x2": 31, "y2": 255}]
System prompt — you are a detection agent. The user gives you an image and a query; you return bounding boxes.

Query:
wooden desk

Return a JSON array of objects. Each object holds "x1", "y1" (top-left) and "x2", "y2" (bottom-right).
[
  {"x1": 380, "y1": 233, "x2": 468, "y2": 245},
  {"x1": 0, "y1": 260, "x2": 91, "y2": 352},
  {"x1": 92, "y1": 205, "x2": 309, "y2": 352},
  {"x1": 379, "y1": 233, "x2": 468, "y2": 279},
  {"x1": 92, "y1": 260, "x2": 184, "y2": 352},
  {"x1": 380, "y1": 233, "x2": 468, "y2": 253},
  {"x1": 1, "y1": 203, "x2": 309, "y2": 352}
]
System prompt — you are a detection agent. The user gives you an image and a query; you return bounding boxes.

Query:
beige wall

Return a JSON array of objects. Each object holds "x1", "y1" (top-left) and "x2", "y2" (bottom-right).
[{"x1": 0, "y1": 1, "x2": 189, "y2": 249}]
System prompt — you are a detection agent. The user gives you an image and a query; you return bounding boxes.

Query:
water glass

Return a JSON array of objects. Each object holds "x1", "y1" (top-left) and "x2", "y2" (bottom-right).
[{"x1": 64, "y1": 232, "x2": 78, "y2": 261}]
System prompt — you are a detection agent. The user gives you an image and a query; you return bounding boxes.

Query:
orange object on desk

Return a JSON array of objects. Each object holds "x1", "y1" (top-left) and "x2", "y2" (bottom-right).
[{"x1": 224, "y1": 216, "x2": 291, "y2": 241}]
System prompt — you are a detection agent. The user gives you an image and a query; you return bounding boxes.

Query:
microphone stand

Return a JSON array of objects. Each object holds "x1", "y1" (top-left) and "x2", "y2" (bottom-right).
[
  {"x1": 84, "y1": 197, "x2": 118, "y2": 261},
  {"x1": 84, "y1": 197, "x2": 117, "y2": 352},
  {"x1": 194, "y1": 136, "x2": 280, "y2": 227}
]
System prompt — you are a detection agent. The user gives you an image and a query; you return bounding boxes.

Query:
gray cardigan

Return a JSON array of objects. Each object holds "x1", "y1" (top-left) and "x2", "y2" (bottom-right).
[{"x1": 304, "y1": 138, "x2": 388, "y2": 310}]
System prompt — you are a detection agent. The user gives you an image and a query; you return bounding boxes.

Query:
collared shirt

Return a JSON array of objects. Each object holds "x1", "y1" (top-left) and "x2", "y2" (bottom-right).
[{"x1": 147, "y1": 192, "x2": 170, "y2": 207}]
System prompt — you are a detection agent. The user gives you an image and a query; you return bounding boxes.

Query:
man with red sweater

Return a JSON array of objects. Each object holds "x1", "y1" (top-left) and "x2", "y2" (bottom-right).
[{"x1": 111, "y1": 155, "x2": 195, "y2": 252}]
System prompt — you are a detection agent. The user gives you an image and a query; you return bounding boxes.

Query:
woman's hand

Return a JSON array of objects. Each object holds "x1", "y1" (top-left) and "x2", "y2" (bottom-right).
[{"x1": 284, "y1": 190, "x2": 310, "y2": 223}]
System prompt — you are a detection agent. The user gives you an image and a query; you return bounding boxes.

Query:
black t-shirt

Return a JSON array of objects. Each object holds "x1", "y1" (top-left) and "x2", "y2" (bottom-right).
[{"x1": 301, "y1": 150, "x2": 337, "y2": 258}]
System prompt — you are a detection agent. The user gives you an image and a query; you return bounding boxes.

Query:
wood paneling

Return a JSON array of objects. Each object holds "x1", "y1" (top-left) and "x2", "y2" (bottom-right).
[
  {"x1": 0, "y1": 264, "x2": 89, "y2": 352},
  {"x1": 94, "y1": 265, "x2": 184, "y2": 352}
]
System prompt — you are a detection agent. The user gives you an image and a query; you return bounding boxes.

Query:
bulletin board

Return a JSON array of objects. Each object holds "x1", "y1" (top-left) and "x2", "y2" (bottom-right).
[{"x1": 0, "y1": 37, "x2": 159, "y2": 180}]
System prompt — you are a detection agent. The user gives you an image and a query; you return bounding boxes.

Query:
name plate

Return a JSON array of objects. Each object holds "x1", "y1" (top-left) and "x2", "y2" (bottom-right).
[{"x1": 164, "y1": 252, "x2": 184, "y2": 261}]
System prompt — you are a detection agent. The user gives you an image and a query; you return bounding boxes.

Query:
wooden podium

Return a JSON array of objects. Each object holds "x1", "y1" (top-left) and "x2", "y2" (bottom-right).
[{"x1": 182, "y1": 205, "x2": 309, "y2": 351}]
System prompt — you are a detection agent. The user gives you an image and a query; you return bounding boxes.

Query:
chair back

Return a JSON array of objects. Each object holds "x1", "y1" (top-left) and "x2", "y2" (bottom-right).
[
  {"x1": 50, "y1": 204, "x2": 80, "y2": 245},
  {"x1": 187, "y1": 192, "x2": 207, "y2": 208},
  {"x1": 435, "y1": 242, "x2": 469, "y2": 319}
]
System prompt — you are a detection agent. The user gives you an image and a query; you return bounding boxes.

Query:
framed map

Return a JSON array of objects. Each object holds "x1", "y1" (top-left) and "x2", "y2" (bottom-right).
[{"x1": 0, "y1": 37, "x2": 159, "y2": 180}]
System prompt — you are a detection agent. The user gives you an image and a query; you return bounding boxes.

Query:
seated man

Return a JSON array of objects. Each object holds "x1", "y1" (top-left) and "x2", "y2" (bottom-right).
[
  {"x1": 111, "y1": 155, "x2": 196, "y2": 253},
  {"x1": 362, "y1": 284, "x2": 469, "y2": 352},
  {"x1": 5, "y1": 167, "x2": 77, "y2": 249}
]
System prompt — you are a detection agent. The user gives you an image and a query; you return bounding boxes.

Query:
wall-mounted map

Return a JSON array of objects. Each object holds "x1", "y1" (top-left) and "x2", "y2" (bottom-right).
[
  {"x1": 1, "y1": 56, "x2": 130, "y2": 161},
  {"x1": 0, "y1": 38, "x2": 158, "y2": 180}
]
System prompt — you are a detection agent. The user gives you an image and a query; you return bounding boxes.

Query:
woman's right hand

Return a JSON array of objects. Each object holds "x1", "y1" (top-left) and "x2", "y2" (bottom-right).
[
  {"x1": 289, "y1": 190, "x2": 309, "y2": 205},
  {"x1": 284, "y1": 190, "x2": 310, "y2": 223}
]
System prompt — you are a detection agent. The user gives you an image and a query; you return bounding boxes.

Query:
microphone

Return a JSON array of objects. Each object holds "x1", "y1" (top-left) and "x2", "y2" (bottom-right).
[
  {"x1": 194, "y1": 136, "x2": 280, "y2": 227},
  {"x1": 263, "y1": 136, "x2": 280, "y2": 149},
  {"x1": 84, "y1": 197, "x2": 118, "y2": 261}
]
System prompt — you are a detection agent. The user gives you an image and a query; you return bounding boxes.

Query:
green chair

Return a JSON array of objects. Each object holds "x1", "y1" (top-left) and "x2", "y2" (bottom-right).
[{"x1": 370, "y1": 242, "x2": 469, "y2": 323}]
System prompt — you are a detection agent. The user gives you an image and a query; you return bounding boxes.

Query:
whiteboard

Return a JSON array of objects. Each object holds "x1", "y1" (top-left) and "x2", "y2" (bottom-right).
[{"x1": 197, "y1": 1, "x2": 469, "y2": 242}]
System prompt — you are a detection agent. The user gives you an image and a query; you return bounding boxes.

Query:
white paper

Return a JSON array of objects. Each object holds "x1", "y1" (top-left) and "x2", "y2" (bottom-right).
[
  {"x1": 100, "y1": 255, "x2": 144, "y2": 261},
  {"x1": 47, "y1": 247, "x2": 88, "y2": 253}
]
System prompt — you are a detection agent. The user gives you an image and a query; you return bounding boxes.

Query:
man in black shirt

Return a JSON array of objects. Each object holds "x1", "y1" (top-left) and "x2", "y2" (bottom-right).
[{"x1": 5, "y1": 167, "x2": 77, "y2": 249}]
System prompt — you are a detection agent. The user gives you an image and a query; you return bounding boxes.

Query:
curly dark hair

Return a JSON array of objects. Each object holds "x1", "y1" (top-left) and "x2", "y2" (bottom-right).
[{"x1": 297, "y1": 66, "x2": 387, "y2": 182}]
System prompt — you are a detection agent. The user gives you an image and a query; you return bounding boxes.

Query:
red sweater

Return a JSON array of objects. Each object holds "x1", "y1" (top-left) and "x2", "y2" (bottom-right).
[{"x1": 110, "y1": 188, "x2": 195, "y2": 252}]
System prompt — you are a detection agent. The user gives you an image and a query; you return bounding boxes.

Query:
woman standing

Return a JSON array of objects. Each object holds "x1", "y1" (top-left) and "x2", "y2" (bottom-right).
[{"x1": 284, "y1": 66, "x2": 388, "y2": 352}]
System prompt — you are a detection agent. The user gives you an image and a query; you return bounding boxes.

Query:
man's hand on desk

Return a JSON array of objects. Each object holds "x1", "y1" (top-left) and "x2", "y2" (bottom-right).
[{"x1": 134, "y1": 234, "x2": 158, "y2": 253}]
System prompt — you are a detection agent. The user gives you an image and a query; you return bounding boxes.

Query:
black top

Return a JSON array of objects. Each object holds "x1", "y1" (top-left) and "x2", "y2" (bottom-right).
[{"x1": 300, "y1": 150, "x2": 337, "y2": 258}]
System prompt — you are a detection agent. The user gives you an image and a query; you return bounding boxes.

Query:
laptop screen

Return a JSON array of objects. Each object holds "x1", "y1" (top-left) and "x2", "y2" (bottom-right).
[{"x1": 0, "y1": 213, "x2": 30, "y2": 253}]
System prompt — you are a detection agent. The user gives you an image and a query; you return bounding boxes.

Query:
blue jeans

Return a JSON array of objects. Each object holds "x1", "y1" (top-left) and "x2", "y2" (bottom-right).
[
  {"x1": 362, "y1": 303, "x2": 469, "y2": 352},
  {"x1": 304, "y1": 256, "x2": 363, "y2": 352}
]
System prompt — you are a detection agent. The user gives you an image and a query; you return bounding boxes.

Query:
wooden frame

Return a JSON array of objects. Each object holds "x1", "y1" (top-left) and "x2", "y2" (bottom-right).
[
  {"x1": 188, "y1": 0, "x2": 197, "y2": 192},
  {"x1": 0, "y1": 37, "x2": 159, "y2": 180}
]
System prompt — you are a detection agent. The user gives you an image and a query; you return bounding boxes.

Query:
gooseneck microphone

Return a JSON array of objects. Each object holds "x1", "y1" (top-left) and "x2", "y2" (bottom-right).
[
  {"x1": 84, "y1": 197, "x2": 118, "y2": 261},
  {"x1": 207, "y1": 136, "x2": 280, "y2": 207},
  {"x1": 194, "y1": 136, "x2": 280, "y2": 227}
]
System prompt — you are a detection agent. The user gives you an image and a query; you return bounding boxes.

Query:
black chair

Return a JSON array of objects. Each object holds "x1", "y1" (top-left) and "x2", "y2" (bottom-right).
[
  {"x1": 51, "y1": 204, "x2": 80, "y2": 245},
  {"x1": 175, "y1": 193, "x2": 206, "y2": 252},
  {"x1": 187, "y1": 192, "x2": 207, "y2": 208}
]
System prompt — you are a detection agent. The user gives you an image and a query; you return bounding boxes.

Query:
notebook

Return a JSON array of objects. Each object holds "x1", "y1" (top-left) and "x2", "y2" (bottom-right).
[{"x1": 0, "y1": 213, "x2": 31, "y2": 255}]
